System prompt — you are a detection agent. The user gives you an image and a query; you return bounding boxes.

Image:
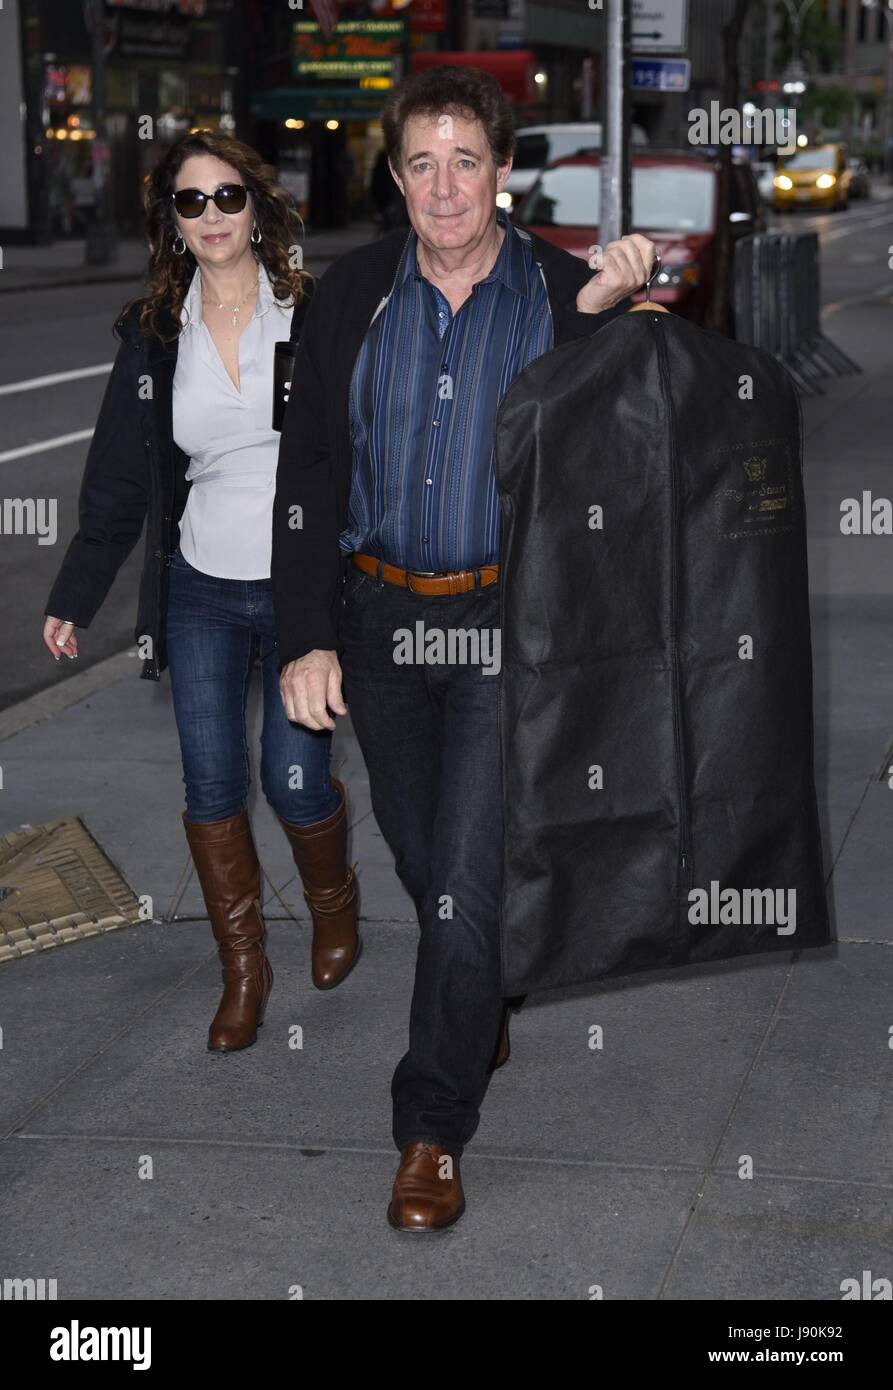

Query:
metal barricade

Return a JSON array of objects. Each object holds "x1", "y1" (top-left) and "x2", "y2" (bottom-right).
[{"x1": 733, "y1": 230, "x2": 861, "y2": 396}]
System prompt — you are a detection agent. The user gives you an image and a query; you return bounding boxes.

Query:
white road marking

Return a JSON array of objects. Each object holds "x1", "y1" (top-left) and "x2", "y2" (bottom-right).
[
  {"x1": 813, "y1": 210, "x2": 893, "y2": 242},
  {"x1": 0, "y1": 363, "x2": 112, "y2": 397},
  {"x1": 0, "y1": 428, "x2": 94, "y2": 464},
  {"x1": 822, "y1": 284, "x2": 893, "y2": 316}
]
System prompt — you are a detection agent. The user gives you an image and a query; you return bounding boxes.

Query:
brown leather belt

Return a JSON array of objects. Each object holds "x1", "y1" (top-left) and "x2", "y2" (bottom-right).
[{"x1": 351, "y1": 552, "x2": 499, "y2": 595}]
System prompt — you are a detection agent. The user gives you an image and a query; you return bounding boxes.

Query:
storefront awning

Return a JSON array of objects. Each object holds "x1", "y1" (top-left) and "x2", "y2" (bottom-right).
[{"x1": 251, "y1": 86, "x2": 388, "y2": 123}]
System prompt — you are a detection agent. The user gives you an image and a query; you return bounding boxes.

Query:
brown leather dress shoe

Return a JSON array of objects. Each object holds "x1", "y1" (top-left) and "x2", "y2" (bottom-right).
[
  {"x1": 277, "y1": 777, "x2": 360, "y2": 990},
  {"x1": 387, "y1": 1141, "x2": 466, "y2": 1232},
  {"x1": 182, "y1": 809, "x2": 273, "y2": 1053}
]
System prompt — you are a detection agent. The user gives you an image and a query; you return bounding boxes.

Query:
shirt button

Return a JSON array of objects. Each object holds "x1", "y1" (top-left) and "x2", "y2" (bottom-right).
[
  {"x1": 432, "y1": 419, "x2": 440, "y2": 427},
  {"x1": 425, "y1": 479, "x2": 433, "y2": 486}
]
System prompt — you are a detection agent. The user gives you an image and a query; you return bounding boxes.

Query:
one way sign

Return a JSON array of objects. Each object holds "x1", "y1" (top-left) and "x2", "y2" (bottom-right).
[{"x1": 632, "y1": 0, "x2": 689, "y2": 54}]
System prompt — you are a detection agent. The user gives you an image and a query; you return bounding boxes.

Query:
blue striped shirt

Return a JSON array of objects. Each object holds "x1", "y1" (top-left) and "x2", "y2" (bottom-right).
[{"x1": 339, "y1": 211, "x2": 553, "y2": 571}]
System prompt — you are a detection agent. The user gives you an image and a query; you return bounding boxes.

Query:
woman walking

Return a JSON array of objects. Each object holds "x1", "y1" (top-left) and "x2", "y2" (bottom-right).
[{"x1": 43, "y1": 131, "x2": 360, "y2": 1051}]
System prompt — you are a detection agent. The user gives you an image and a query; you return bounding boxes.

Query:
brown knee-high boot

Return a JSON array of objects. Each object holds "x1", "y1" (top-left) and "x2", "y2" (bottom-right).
[
  {"x1": 182, "y1": 809, "x2": 273, "y2": 1051},
  {"x1": 277, "y1": 777, "x2": 360, "y2": 990}
]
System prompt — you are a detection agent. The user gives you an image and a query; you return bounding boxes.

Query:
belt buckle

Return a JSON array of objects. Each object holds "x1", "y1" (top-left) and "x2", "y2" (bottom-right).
[{"x1": 407, "y1": 568, "x2": 436, "y2": 593}]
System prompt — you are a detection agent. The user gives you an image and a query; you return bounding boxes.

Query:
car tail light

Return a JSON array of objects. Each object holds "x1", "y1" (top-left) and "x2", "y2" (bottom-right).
[{"x1": 656, "y1": 263, "x2": 701, "y2": 289}]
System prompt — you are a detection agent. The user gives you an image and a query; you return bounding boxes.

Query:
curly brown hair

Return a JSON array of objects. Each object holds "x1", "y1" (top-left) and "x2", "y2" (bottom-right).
[
  {"x1": 125, "y1": 130, "x2": 312, "y2": 343},
  {"x1": 382, "y1": 66, "x2": 515, "y2": 172}
]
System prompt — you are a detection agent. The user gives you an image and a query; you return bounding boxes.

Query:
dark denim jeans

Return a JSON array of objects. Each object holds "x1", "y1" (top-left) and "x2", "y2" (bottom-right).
[
  {"x1": 166, "y1": 543, "x2": 340, "y2": 826},
  {"x1": 339, "y1": 562, "x2": 506, "y2": 1155}
]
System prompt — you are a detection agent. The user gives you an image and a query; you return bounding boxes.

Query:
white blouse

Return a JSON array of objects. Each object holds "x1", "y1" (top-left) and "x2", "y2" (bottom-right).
[{"x1": 172, "y1": 260, "x2": 294, "y2": 580}]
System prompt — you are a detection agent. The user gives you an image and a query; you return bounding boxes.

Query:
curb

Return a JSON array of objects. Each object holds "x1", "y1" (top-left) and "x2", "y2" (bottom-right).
[
  {"x1": 0, "y1": 271, "x2": 145, "y2": 296},
  {"x1": 0, "y1": 647, "x2": 143, "y2": 743},
  {"x1": 0, "y1": 252, "x2": 343, "y2": 296}
]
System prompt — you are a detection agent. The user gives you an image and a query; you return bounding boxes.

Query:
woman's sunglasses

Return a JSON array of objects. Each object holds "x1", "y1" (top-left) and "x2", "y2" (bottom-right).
[{"x1": 171, "y1": 183, "x2": 248, "y2": 218}]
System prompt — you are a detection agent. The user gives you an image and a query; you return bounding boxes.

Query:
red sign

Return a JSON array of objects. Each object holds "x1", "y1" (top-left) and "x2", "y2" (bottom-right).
[
  {"x1": 412, "y1": 0, "x2": 448, "y2": 33},
  {"x1": 411, "y1": 50, "x2": 535, "y2": 105}
]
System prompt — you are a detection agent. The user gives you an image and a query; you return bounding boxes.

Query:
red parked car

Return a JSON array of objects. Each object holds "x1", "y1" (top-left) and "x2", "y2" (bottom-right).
[{"x1": 514, "y1": 150, "x2": 765, "y2": 323}]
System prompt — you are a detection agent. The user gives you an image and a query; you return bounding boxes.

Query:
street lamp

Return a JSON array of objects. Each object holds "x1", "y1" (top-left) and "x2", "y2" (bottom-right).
[
  {"x1": 862, "y1": 0, "x2": 893, "y2": 181},
  {"x1": 779, "y1": 0, "x2": 818, "y2": 144},
  {"x1": 780, "y1": 0, "x2": 819, "y2": 70}
]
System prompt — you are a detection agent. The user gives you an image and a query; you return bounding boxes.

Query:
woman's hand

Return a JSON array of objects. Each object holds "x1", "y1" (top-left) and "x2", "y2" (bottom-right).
[{"x1": 43, "y1": 616, "x2": 79, "y2": 662}]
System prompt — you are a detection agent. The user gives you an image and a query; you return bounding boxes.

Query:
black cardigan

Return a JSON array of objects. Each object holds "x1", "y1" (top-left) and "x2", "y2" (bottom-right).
[
  {"x1": 45, "y1": 291, "x2": 309, "y2": 681},
  {"x1": 271, "y1": 224, "x2": 629, "y2": 668}
]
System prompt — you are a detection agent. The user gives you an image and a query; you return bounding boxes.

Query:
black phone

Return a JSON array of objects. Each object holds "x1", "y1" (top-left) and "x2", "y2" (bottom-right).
[{"x1": 273, "y1": 340, "x2": 296, "y2": 432}]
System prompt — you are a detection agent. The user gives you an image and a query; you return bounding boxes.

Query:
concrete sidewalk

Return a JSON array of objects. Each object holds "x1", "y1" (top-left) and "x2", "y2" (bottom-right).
[
  {"x1": 0, "y1": 221, "x2": 379, "y2": 293},
  {"x1": 0, "y1": 303, "x2": 890, "y2": 1300}
]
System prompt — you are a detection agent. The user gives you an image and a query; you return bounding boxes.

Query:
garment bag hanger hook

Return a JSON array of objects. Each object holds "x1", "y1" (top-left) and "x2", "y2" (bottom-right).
[{"x1": 628, "y1": 250, "x2": 671, "y2": 314}]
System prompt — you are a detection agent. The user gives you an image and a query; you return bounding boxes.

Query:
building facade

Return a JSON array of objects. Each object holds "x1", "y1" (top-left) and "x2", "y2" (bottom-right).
[{"x1": 2, "y1": 0, "x2": 245, "y2": 244}]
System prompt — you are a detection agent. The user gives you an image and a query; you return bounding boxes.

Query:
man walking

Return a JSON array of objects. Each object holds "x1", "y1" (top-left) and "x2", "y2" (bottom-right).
[{"x1": 272, "y1": 66, "x2": 655, "y2": 1231}]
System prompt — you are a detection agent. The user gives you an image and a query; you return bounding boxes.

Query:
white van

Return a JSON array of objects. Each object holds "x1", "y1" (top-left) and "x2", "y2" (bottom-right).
[{"x1": 500, "y1": 122, "x2": 650, "y2": 214}]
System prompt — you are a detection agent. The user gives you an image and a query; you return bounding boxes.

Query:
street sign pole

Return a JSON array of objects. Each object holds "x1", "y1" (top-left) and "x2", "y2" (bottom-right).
[{"x1": 602, "y1": 0, "x2": 632, "y2": 245}]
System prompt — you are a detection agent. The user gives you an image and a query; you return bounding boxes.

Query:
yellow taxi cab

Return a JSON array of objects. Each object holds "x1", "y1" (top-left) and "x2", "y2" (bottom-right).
[{"x1": 773, "y1": 143, "x2": 852, "y2": 211}]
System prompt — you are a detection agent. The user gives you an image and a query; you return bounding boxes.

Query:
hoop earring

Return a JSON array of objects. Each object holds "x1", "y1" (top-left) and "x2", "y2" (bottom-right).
[
  {"x1": 250, "y1": 223, "x2": 262, "y2": 245},
  {"x1": 172, "y1": 234, "x2": 186, "y2": 256}
]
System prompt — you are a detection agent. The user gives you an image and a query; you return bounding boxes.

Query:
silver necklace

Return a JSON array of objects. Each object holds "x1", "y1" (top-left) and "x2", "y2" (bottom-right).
[{"x1": 202, "y1": 274, "x2": 259, "y2": 329}]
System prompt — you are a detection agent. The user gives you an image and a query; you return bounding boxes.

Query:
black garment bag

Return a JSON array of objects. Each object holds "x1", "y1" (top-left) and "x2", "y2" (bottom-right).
[{"x1": 493, "y1": 309, "x2": 830, "y2": 995}]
